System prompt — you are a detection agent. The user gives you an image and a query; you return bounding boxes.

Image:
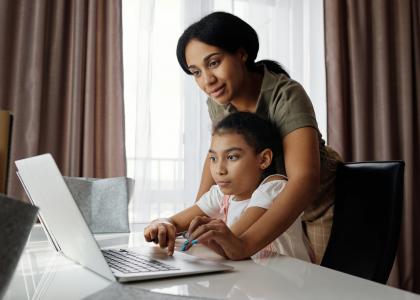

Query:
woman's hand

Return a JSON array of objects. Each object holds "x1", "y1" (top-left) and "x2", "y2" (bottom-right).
[
  {"x1": 144, "y1": 218, "x2": 177, "y2": 255},
  {"x1": 186, "y1": 216, "x2": 249, "y2": 260}
]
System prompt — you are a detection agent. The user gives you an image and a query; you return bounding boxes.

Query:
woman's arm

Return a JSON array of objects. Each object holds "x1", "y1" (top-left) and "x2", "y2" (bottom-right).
[
  {"x1": 183, "y1": 207, "x2": 267, "y2": 256},
  {"x1": 237, "y1": 127, "x2": 320, "y2": 257},
  {"x1": 230, "y1": 175, "x2": 287, "y2": 236},
  {"x1": 195, "y1": 156, "x2": 215, "y2": 201},
  {"x1": 187, "y1": 127, "x2": 320, "y2": 260},
  {"x1": 230, "y1": 207, "x2": 267, "y2": 236}
]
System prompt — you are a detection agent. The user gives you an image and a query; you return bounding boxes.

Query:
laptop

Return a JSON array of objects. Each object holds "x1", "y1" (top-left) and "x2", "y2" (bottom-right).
[{"x1": 15, "y1": 154, "x2": 233, "y2": 282}]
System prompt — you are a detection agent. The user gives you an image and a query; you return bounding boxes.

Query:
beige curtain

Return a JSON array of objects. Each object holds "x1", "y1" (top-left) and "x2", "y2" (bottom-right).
[
  {"x1": 0, "y1": 0, "x2": 126, "y2": 200},
  {"x1": 325, "y1": 0, "x2": 420, "y2": 293}
]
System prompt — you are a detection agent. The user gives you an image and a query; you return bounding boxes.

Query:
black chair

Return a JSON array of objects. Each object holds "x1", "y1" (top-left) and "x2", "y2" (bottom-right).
[{"x1": 321, "y1": 161, "x2": 405, "y2": 284}]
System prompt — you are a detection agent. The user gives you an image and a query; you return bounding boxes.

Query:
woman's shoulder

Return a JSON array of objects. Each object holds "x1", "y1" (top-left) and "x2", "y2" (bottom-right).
[
  {"x1": 261, "y1": 70, "x2": 311, "y2": 107},
  {"x1": 260, "y1": 67, "x2": 305, "y2": 94},
  {"x1": 206, "y1": 98, "x2": 236, "y2": 125},
  {"x1": 257, "y1": 68, "x2": 318, "y2": 138}
]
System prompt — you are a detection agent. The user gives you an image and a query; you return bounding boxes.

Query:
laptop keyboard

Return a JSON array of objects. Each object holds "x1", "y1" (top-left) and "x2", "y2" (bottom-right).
[{"x1": 102, "y1": 249, "x2": 179, "y2": 274}]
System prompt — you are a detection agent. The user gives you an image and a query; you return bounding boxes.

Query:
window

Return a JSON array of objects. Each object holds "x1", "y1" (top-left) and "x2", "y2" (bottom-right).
[{"x1": 122, "y1": 0, "x2": 326, "y2": 222}]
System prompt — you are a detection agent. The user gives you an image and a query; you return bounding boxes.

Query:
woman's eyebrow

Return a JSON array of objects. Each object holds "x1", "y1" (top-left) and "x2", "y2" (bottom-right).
[
  {"x1": 187, "y1": 52, "x2": 223, "y2": 69},
  {"x1": 203, "y1": 52, "x2": 223, "y2": 61}
]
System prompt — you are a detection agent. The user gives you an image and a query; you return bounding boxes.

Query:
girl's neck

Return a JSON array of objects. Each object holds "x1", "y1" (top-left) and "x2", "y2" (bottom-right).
[
  {"x1": 230, "y1": 70, "x2": 263, "y2": 113},
  {"x1": 233, "y1": 177, "x2": 263, "y2": 201}
]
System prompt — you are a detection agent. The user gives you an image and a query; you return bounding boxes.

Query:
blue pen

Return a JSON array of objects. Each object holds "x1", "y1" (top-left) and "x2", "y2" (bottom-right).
[
  {"x1": 181, "y1": 239, "x2": 198, "y2": 251},
  {"x1": 181, "y1": 240, "x2": 189, "y2": 251}
]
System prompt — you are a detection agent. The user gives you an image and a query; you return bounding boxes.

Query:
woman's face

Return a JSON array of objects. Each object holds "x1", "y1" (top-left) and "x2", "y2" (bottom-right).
[
  {"x1": 185, "y1": 39, "x2": 247, "y2": 105},
  {"x1": 208, "y1": 132, "x2": 267, "y2": 200}
]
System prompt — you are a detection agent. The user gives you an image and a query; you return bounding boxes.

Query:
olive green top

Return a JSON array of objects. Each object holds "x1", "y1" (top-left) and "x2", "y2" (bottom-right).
[{"x1": 206, "y1": 66, "x2": 342, "y2": 222}]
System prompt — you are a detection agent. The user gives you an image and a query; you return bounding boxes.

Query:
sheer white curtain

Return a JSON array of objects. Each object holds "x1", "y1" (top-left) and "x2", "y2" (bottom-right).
[{"x1": 122, "y1": 0, "x2": 326, "y2": 223}]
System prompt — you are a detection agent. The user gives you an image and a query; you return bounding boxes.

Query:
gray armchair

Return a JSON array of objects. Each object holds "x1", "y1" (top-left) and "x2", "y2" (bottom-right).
[{"x1": 0, "y1": 194, "x2": 38, "y2": 298}]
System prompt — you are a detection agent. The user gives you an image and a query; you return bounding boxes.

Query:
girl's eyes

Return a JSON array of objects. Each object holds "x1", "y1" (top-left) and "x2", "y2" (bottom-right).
[
  {"x1": 227, "y1": 154, "x2": 239, "y2": 161},
  {"x1": 208, "y1": 154, "x2": 239, "y2": 161}
]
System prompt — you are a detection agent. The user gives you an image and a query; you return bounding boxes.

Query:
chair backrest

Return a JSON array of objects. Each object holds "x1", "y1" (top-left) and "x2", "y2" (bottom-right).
[
  {"x1": 321, "y1": 161, "x2": 405, "y2": 284},
  {"x1": 0, "y1": 194, "x2": 38, "y2": 298},
  {"x1": 0, "y1": 111, "x2": 13, "y2": 194}
]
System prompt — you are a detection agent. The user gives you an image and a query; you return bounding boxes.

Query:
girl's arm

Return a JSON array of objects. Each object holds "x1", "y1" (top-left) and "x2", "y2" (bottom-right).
[
  {"x1": 195, "y1": 156, "x2": 215, "y2": 201},
  {"x1": 187, "y1": 127, "x2": 320, "y2": 260},
  {"x1": 170, "y1": 205, "x2": 208, "y2": 231},
  {"x1": 144, "y1": 204, "x2": 206, "y2": 255}
]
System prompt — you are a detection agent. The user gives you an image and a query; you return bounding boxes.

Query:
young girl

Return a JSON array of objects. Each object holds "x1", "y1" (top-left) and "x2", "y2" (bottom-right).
[
  {"x1": 144, "y1": 112, "x2": 312, "y2": 262},
  {"x1": 175, "y1": 11, "x2": 341, "y2": 263}
]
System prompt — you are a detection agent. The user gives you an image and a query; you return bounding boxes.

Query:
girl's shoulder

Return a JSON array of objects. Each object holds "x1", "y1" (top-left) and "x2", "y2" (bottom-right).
[
  {"x1": 248, "y1": 175, "x2": 287, "y2": 206},
  {"x1": 209, "y1": 184, "x2": 224, "y2": 198},
  {"x1": 255, "y1": 174, "x2": 288, "y2": 197},
  {"x1": 198, "y1": 184, "x2": 225, "y2": 203},
  {"x1": 261, "y1": 174, "x2": 287, "y2": 184}
]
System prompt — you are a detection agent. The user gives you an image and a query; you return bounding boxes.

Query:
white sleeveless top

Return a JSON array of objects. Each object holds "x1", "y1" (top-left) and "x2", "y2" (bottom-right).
[{"x1": 196, "y1": 175, "x2": 312, "y2": 262}]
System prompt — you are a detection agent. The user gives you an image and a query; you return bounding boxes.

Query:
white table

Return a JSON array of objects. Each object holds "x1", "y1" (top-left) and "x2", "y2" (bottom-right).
[{"x1": 4, "y1": 224, "x2": 420, "y2": 300}]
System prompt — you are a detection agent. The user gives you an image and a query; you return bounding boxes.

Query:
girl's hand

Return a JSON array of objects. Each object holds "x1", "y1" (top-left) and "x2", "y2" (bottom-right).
[
  {"x1": 186, "y1": 216, "x2": 248, "y2": 260},
  {"x1": 144, "y1": 218, "x2": 177, "y2": 255}
]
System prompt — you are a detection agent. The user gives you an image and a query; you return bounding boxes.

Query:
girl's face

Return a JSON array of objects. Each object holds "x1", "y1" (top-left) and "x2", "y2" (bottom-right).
[
  {"x1": 208, "y1": 132, "x2": 270, "y2": 200},
  {"x1": 185, "y1": 39, "x2": 247, "y2": 106}
]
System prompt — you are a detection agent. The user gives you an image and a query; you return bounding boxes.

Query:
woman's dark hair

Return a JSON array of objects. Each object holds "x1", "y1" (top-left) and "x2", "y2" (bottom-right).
[
  {"x1": 213, "y1": 112, "x2": 280, "y2": 178},
  {"x1": 176, "y1": 11, "x2": 290, "y2": 78}
]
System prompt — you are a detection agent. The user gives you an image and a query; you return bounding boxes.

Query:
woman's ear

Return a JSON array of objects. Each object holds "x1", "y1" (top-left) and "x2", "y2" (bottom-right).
[
  {"x1": 236, "y1": 48, "x2": 248, "y2": 63},
  {"x1": 241, "y1": 52, "x2": 248, "y2": 62},
  {"x1": 259, "y1": 149, "x2": 273, "y2": 170}
]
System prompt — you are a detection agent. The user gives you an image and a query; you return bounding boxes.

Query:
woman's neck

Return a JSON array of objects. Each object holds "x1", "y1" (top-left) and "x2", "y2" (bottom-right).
[{"x1": 230, "y1": 70, "x2": 263, "y2": 113}]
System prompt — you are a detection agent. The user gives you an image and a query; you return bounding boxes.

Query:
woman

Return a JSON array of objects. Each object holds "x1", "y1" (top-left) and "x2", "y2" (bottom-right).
[{"x1": 175, "y1": 11, "x2": 341, "y2": 263}]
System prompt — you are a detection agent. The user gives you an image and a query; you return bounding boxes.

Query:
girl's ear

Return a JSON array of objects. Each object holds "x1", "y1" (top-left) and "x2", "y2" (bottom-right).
[{"x1": 259, "y1": 149, "x2": 273, "y2": 170}]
